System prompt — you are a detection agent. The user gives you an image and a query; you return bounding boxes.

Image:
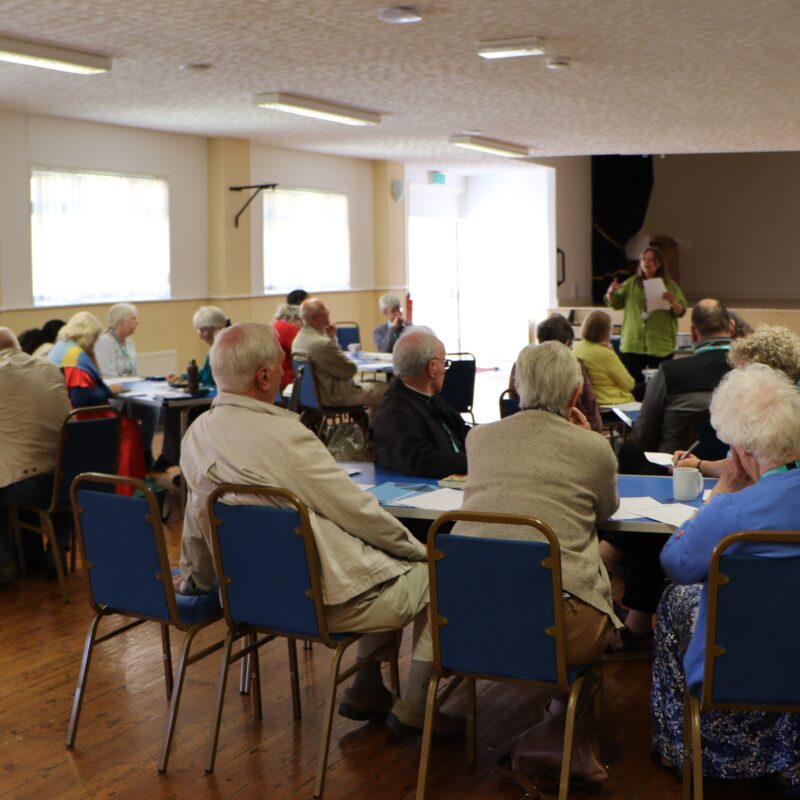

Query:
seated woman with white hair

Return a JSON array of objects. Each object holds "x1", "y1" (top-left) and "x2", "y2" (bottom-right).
[
  {"x1": 652, "y1": 364, "x2": 800, "y2": 789},
  {"x1": 192, "y1": 305, "x2": 229, "y2": 387},
  {"x1": 453, "y1": 340, "x2": 621, "y2": 785},
  {"x1": 373, "y1": 293, "x2": 405, "y2": 353}
]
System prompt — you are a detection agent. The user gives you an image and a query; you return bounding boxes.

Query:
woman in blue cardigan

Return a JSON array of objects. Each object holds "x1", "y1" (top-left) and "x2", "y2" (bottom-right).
[{"x1": 651, "y1": 364, "x2": 800, "y2": 789}]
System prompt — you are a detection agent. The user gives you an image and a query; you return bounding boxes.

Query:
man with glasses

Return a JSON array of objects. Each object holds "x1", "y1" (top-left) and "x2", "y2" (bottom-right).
[{"x1": 373, "y1": 328, "x2": 469, "y2": 478}]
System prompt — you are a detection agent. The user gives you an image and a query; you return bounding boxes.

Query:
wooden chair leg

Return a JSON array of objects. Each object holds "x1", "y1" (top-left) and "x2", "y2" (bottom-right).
[
  {"x1": 66, "y1": 613, "x2": 103, "y2": 747},
  {"x1": 388, "y1": 631, "x2": 401, "y2": 699},
  {"x1": 205, "y1": 630, "x2": 235, "y2": 773},
  {"x1": 313, "y1": 640, "x2": 355, "y2": 798},
  {"x1": 10, "y1": 509, "x2": 25, "y2": 572},
  {"x1": 240, "y1": 636, "x2": 251, "y2": 694},
  {"x1": 43, "y1": 512, "x2": 70, "y2": 603},
  {"x1": 689, "y1": 694, "x2": 704, "y2": 800},
  {"x1": 559, "y1": 673, "x2": 586, "y2": 800},
  {"x1": 158, "y1": 624, "x2": 201, "y2": 773},
  {"x1": 250, "y1": 633, "x2": 263, "y2": 721},
  {"x1": 160, "y1": 624, "x2": 174, "y2": 700},
  {"x1": 682, "y1": 691, "x2": 692, "y2": 800},
  {"x1": 415, "y1": 674, "x2": 441, "y2": 799},
  {"x1": 288, "y1": 638, "x2": 301, "y2": 719},
  {"x1": 466, "y1": 677, "x2": 477, "y2": 766}
]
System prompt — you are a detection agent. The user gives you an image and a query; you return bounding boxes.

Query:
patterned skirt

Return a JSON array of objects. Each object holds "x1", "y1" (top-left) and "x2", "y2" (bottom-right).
[{"x1": 650, "y1": 583, "x2": 800, "y2": 784}]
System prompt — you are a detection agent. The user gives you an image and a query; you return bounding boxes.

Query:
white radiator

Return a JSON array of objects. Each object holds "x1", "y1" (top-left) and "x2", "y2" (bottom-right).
[{"x1": 137, "y1": 349, "x2": 178, "y2": 377}]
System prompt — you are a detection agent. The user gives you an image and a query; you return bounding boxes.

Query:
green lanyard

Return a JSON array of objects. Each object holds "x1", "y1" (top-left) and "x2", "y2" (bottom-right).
[
  {"x1": 761, "y1": 460, "x2": 800, "y2": 480},
  {"x1": 440, "y1": 421, "x2": 461, "y2": 453}
]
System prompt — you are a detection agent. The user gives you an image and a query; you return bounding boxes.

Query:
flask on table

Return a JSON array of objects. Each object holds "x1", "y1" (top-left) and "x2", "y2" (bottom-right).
[{"x1": 187, "y1": 359, "x2": 200, "y2": 394}]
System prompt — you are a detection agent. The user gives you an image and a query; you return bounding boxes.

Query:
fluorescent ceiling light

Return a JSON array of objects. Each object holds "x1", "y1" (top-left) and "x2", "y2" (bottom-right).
[
  {"x1": 377, "y1": 6, "x2": 422, "y2": 24},
  {"x1": 477, "y1": 37, "x2": 545, "y2": 60},
  {"x1": 448, "y1": 134, "x2": 529, "y2": 158},
  {"x1": 254, "y1": 92, "x2": 381, "y2": 126},
  {"x1": 0, "y1": 35, "x2": 111, "y2": 74}
]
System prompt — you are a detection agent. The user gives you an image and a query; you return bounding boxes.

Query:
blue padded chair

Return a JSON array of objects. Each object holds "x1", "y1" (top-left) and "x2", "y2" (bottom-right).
[
  {"x1": 291, "y1": 355, "x2": 367, "y2": 451},
  {"x1": 205, "y1": 484, "x2": 400, "y2": 797},
  {"x1": 416, "y1": 511, "x2": 603, "y2": 800},
  {"x1": 498, "y1": 388, "x2": 520, "y2": 419},
  {"x1": 12, "y1": 406, "x2": 121, "y2": 602},
  {"x1": 334, "y1": 321, "x2": 360, "y2": 351},
  {"x1": 682, "y1": 530, "x2": 800, "y2": 800},
  {"x1": 67, "y1": 474, "x2": 223, "y2": 772},
  {"x1": 438, "y1": 352, "x2": 476, "y2": 424}
]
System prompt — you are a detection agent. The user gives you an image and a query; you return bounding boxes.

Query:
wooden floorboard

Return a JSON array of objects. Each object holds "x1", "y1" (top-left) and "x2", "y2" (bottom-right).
[{"x1": 0, "y1": 518, "x2": 787, "y2": 799}]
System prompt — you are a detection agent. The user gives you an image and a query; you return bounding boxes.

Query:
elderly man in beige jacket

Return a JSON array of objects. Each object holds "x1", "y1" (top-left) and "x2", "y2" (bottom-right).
[
  {"x1": 291, "y1": 298, "x2": 387, "y2": 409},
  {"x1": 179, "y1": 322, "x2": 462, "y2": 737}
]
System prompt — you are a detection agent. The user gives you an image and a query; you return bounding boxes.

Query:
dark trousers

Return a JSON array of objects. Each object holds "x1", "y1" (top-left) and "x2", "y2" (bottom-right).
[
  {"x1": 620, "y1": 352, "x2": 672, "y2": 385},
  {"x1": 601, "y1": 530, "x2": 669, "y2": 614},
  {"x1": 0, "y1": 472, "x2": 71, "y2": 565}
]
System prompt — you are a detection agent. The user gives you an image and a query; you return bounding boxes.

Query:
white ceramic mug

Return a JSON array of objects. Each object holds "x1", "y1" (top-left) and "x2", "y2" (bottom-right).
[
  {"x1": 673, "y1": 467, "x2": 704, "y2": 501},
  {"x1": 347, "y1": 342, "x2": 361, "y2": 353}
]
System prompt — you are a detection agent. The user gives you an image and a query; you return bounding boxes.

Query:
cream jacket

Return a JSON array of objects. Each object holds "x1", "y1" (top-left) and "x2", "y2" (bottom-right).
[
  {"x1": 453, "y1": 409, "x2": 621, "y2": 625},
  {"x1": 0, "y1": 348, "x2": 71, "y2": 487},
  {"x1": 179, "y1": 392, "x2": 425, "y2": 604}
]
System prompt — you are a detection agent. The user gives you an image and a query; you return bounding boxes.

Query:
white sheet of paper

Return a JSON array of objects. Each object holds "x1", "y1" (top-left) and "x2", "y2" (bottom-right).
[
  {"x1": 643, "y1": 277, "x2": 670, "y2": 311},
  {"x1": 615, "y1": 401, "x2": 642, "y2": 412},
  {"x1": 609, "y1": 509, "x2": 645, "y2": 521},
  {"x1": 391, "y1": 488, "x2": 464, "y2": 511},
  {"x1": 634, "y1": 503, "x2": 696, "y2": 527},
  {"x1": 618, "y1": 496, "x2": 662, "y2": 515},
  {"x1": 358, "y1": 483, "x2": 375, "y2": 491},
  {"x1": 703, "y1": 489, "x2": 712, "y2": 500},
  {"x1": 645, "y1": 452, "x2": 674, "y2": 467}
]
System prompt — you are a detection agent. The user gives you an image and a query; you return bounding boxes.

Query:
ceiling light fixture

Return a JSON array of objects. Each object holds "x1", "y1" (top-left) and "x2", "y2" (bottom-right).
[
  {"x1": 477, "y1": 37, "x2": 545, "y2": 60},
  {"x1": 0, "y1": 35, "x2": 111, "y2": 74},
  {"x1": 377, "y1": 6, "x2": 422, "y2": 24},
  {"x1": 546, "y1": 56, "x2": 571, "y2": 70},
  {"x1": 448, "y1": 134, "x2": 529, "y2": 158},
  {"x1": 254, "y1": 92, "x2": 381, "y2": 126}
]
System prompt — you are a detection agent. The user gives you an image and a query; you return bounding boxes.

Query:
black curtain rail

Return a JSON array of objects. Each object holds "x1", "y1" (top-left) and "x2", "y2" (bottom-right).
[{"x1": 229, "y1": 183, "x2": 278, "y2": 228}]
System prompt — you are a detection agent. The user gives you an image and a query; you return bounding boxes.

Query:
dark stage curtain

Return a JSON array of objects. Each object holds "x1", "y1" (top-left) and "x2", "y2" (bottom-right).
[{"x1": 591, "y1": 155, "x2": 654, "y2": 304}]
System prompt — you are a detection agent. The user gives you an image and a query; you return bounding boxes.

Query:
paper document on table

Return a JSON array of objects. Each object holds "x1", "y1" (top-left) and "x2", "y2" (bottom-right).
[
  {"x1": 636, "y1": 503, "x2": 696, "y2": 527},
  {"x1": 617, "y1": 497, "x2": 662, "y2": 515},
  {"x1": 645, "y1": 452, "x2": 674, "y2": 467},
  {"x1": 643, "y1": 277, "x2": 669, "y2": 311},
  {"x1": 609, "y1": 508, "x2": 645, "y2": 521},
  {"x1": 358, "y1": 483, "x2": 375, "y2": 491},
  {"x1": 703, "y1": 489, "x2": 712, "y2": 501},
  {"x1": 391, "y1": 488, "x2": 464, "y2": 512},
  {"x1": 110, "y1": 375, "x2": 145, "y2": 385}
]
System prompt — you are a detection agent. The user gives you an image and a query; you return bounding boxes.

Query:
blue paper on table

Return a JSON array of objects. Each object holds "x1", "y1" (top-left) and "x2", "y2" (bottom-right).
[{"x1": 368, "y1": 482, "x2": 436, "y2": 505}]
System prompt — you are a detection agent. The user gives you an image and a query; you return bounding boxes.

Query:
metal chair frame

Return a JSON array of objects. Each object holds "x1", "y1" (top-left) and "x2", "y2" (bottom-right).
[
  {"x1": 682, "y1": 529, "x2": 800, "y2": 800},
  {"x1": 416, "y1": 511, "x2": 602, "y2": 800},
  {"x1": 498, "y1": 388, "x2": 520, "y2": 419},
  {"x1": 291, "y1": 355, "x2": 368, "y2": 453},
  {"x1": 206, "y1": 484, "x2": 400, "y2": 798},
  {"x1": 12, "y1": 406, "x2": 120, "y2": 602},
  {"x1": 66, "y1": 473, "x2": 224, "y2": 772}
]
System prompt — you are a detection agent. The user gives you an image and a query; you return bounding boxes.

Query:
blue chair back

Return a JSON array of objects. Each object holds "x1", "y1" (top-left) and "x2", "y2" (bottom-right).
[
  {"x1": 55, "y1": 407, "x2": 120, "y2": 507},
  {"x1": 335, "y1": 322, "x2": 360, "y2": 351},
  {"x1": 703, "y1": 530, "x2": 800, "y2": 710},
  {"x1": 293, "y1": 357, "x2": 323, "y2": 411},
  {"x1": 439, "y1": 353, "x2": 476, "y2": 415},
  {"x1": 688, "y1": 410, "x2": 728, "y2": 461},
  {"x1": 428, "y1": 512, "x2": 570, "y2": 691},
  {"x1": 499, "y1": 389, "x2": 520, "y2": 419},
  {"x1": 209, "y1": 486, "x2": 329, "y2": 642},
  {"x1": 72, "y1": 475, "x2": 176, "y2": 623}
]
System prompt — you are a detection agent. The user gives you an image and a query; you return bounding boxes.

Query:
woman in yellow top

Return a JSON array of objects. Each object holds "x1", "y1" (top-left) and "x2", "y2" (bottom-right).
[{"x1": 573, "y1": 311, "x2": 635, "y2": 406}]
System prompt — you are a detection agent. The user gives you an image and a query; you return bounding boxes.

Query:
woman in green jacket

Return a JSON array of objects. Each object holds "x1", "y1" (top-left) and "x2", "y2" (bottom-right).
[{"x1": 605, "y1": 246, "x2": 686, "y2": 383}]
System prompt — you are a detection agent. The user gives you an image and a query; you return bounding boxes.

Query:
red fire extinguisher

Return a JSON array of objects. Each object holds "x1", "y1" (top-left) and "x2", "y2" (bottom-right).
[{"x1": 405, "y1": 292, "x2": 413, "y2": 324}]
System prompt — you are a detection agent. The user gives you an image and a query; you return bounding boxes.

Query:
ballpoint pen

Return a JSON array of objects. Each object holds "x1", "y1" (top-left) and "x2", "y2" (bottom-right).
[{"x1": 675, "y1": 439, "x2": 701, "y2": 464}]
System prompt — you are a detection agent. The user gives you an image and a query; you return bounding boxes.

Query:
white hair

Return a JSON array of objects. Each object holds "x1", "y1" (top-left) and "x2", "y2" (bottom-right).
[
  {"x1": 299, "y1": 298, "x2": 324, "y2": 325},
  {"x1": 108, "y1": 302, "x2": 137, "y2": 330},
  {"x1": 192, "y1": 305, "x2": 227, "y2": 330},
  {"x1": 379, "y1": 293, "x2": 402, "y2": 314},
  {"x1": 711, "y1": 363, "x2": 800, "y2": 466},
  {"x1": 210, "y1": 323, "x2": 283, "y2": 393},
  {"x1": 515, "y1": 341, "x2": 583, "y2": 415},
  {"x1": 0, "y1": 327, "x2": 20, "y2": 352},
  {"x1": 58, "y1": 311, "x2": 103, "y2": 351},
  {"x1": 274, "y1": 303, "x2": 301, "y2": 323},
  {"x1": 392, "y1": 328, "x2": 440, "y2": 378}
]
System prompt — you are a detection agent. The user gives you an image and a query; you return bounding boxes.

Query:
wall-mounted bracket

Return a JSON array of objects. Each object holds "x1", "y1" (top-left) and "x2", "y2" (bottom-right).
[{"x1": 229, "y1": 183, "x2": 277, "y2": 228}]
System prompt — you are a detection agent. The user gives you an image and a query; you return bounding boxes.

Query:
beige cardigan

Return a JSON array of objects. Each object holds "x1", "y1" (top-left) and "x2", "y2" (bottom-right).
[{"x1": 453, "y1": 409, "x2": 621, "y2": 625}]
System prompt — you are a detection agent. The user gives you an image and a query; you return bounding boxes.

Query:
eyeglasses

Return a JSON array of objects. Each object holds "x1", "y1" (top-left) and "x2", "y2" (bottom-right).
[{"x1": 430, "y1": 357, "x2": 452, "y2": 370}]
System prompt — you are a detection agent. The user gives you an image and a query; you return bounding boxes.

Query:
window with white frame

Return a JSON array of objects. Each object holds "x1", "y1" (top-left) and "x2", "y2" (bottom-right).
[
  {"x1": 263, "y1": 188, "x2": 350, "y2": 293},
  {"x1": 30, "y1": 168, "x2": 171, "y2": 306}
]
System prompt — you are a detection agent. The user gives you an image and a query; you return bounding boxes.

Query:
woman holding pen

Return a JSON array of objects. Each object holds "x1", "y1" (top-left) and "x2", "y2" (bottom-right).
[{"x1": 605, "y1": 246, "x2": 687, "y2": 383}]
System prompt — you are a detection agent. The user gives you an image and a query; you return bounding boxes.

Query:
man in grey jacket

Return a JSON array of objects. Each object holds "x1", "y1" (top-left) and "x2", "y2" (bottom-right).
[{"x1": 179, "y1": 322, "x2": 461, "y2": 737}]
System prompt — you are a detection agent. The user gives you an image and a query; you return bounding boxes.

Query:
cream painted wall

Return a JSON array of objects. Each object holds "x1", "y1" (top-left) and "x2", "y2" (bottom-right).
[
  {"x1": 646, "y1": 153, "x2": 800, "y2": 304},
  {"x1": 0, "y1": 110, "x2": 208, "y2": 308},
  {"x1": 248, "y1": 144, "x2": 375, "y2": 293}
]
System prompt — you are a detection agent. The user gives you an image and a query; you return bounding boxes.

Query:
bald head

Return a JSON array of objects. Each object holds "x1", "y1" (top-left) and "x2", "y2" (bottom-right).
[
  {"x1": 393, "y1": 328, "x2": 447, "y2": 395},
  {"x1": 300, "y1": 298, "x2": 329, "y2": 330},
  {"x1": 691, "y1": 298, "x2": 733, "y2": 340},
  {"x1": 0, "y1": 327, "x2": 21, "y2": 353}
]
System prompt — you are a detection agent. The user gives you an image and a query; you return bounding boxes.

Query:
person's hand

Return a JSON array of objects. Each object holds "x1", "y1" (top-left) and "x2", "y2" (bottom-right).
[
  {"x1": 108, "y1": 383, "x2": 124, "y2": 395},
  {"x1": 672, "y1": 451, "x2": 700, "y2": 470},
  {"x1": 324, "y1": 322, "x2": 337, "y2": 338},
  {"x1": 715, "y1": 449, "x2": 753, "y2": 495},
  {"x1": 569, "y1": 406, "x2": 590, "y2": 430},
  {"x1": 608, "y1": 278, "x2": 621, "y2": 295},
  {"x1": 662, "y1": 291, "x2": 676, "y2": 304},
  {"x1": 392, "y1": 314, "x2": 404, "y2": 328},
  {"x1": 172, "y1": 573, "x2": 184, "y2": 591}
]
